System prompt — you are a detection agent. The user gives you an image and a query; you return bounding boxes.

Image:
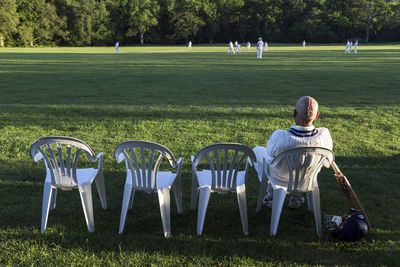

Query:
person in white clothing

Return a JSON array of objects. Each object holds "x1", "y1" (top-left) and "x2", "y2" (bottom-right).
[
  {"x1": 236, "y1": 43, "x2": 241, "y2": 53},
  {"x1": 247, "y1": 42, "x2": 251, "y2": 49},
  {"x1": 188, "y1": 40, "x2": 192, "y2": 48},
  {"x1": 253, "y1": 96, "x2": 333, "y2": 208},
  {"x1": 345, "y1": 40, "x2": 351, "y2": 54},
  {"x1": 354, "y1": 40, "x2": 358, "y2": 54},
  {"x1": 350, "y1": 41, "x2": 353, "y2": 52},
  {"x1": 302, "y1": 40, "x2": 306, "y2": 48},
  {"x1": 257, "y1": 37, "x2": 264, "y2": 58},
  {"x1": 115, "y1": 41, "x2": 119, "y2": 54},
  {"x1": 228, "y1": 41, "x2": 235, "y2": 54},
  {"x1": 264, "y1": 41, "x2": 268, "y2": 51}
]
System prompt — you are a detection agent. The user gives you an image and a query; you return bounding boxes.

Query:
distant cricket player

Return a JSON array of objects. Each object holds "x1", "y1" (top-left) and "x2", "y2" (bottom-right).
[
  {"x1": 302, "y1": 40, "x2": 306, "y2": 48},
  {"x1": 236, "y1": 43, "x2": 241, "y2": 53},
  {"x1": 188, "y1": 40, "x2": 192, "y2": 48},
  {"x1": 264, "y1": 41, "x2": 268, "y2": 51},
  {"x1": 257, "y1": 37, "x2": 264, "y2": 58},
  {"x1": 354, "y1": 40, "x2": 359, "y2": 54},
  {"x1": 228, "y1": 41, "x2": 235, "y2": 54},
  {"x1": 345, "y1": 40, "x2": 351, "y2": 54},
  {"x1": 115, "y1": 41, "x2": 120, "y2": 54},
  {"x1": 247, "y1": 42, "x2": 251, "y2": 49}
]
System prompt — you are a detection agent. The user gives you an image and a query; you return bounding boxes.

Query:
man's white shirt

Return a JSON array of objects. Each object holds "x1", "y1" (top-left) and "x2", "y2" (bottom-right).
[{"x1": 264, "y1": 125, "x2": 333, "y2": 185}]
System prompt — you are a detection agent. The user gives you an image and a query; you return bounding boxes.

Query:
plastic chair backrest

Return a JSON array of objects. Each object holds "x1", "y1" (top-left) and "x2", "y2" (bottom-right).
[
  {"x1": 29, "y1": 136, "x2": 96, "y2": 189},
  {"x1": 270, "y1": 147, "x2": 334, "y2": 192},
  {"x1": 192, "y1": 143, "x2": 256, "y2": 190},
  {"x1": 114, "y1": 141, "x2": 177, "y2": 191}
]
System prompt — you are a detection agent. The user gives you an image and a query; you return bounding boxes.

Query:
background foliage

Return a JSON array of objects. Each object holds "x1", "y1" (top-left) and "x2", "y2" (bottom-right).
[{"x1": 0, "y1": 0, "x2": 399, "y2": 46}]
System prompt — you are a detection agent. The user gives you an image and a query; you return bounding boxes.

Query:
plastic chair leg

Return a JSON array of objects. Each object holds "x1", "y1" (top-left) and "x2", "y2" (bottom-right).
[
  {"x1": 78, "y1": 183, "x2": 95, "y2": 233},
  {"x1": 270, "y1": 187, "x2": 287, "y2": 236},
  {"x1": 190, "y1": 174, "x2": 199, "y2": 210},
  {"x1": 256, "y1": 175, "x2": 268, "y2": 213},
  {"x1": 307, "y1": 191, "x2": 313, "y2": 212},
  {"x1": 236, "y1": 184, "x2": 248, "y2": 235},
  {"x1": 119, "y1": 182, "x2": 133, "y2": 234},
  {"x1": 158, "y1": 187, "x2": 171, "y2": 238},
  {"x1": 95, "y1": 171, "x2": 107, "y2": 210},
  {"x1": 172, "y1": 175, "x2": 183, "y2": 214},
  {"x1": 128, "y1": 189, "x2": 135, "y2": 209},
  {"x1": 197, "y1": 186, "x2": 211, "y2": 235},
  {"x1": 50, "y1": 188, "x2": 57, "y2": 211},
  {"x1": 311, "y1": 187, "x2": 322, "y2": 236},
  {"x1": 41, "y1": 182, "x2": 53, "y2": 233}
]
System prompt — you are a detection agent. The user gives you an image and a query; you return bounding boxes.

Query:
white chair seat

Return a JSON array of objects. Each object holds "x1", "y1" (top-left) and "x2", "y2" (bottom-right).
[
  {"x1": 76, "y1": 168, "x2": 98, "y2": 184},
  {"x1": 125, "y1": 170, "x2": 176, "y2": 190},
  {"x1": 45, "y1": 168, "x2": 99, "y2": 191},
  {"x1": 195, "y1": 170, "x2": 246, "y2": 189}
]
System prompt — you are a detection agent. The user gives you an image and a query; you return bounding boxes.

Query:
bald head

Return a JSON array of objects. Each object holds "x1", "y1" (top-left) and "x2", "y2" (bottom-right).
[{"x1": 294, "y1": 96, "x2": 319, "y2": 126}]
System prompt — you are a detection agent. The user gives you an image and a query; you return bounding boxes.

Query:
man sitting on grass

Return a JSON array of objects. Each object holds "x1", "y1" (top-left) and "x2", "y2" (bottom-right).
[{"x1": 253, "y1": 96, "x2": 333, "y2": 208}]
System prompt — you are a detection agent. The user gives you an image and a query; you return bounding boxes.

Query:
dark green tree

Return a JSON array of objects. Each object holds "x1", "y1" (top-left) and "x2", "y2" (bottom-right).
[
  {"x1": 170, "y1": 0, "x2": 209, "y2": 43},
  {"x1": 16, "y1": 0, "x2": 67, "y2": 46},
  {"x1": 0, "y1": 0, "x2": 19, "y2": 46},
  {"x1": 363, "y1": 0, "x2": 393, "y2": 42},
  {"x1": 125, "y1": 0, "x2": 160, "y2": 44},
  {"x1": 57, "y1": 0, "x2": 111, "y2": 46}
]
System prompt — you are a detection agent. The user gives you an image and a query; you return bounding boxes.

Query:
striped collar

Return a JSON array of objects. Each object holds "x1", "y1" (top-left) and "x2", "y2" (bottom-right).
[{"x1": 288, "y1": 125, "x2": 319, "y2": 137}]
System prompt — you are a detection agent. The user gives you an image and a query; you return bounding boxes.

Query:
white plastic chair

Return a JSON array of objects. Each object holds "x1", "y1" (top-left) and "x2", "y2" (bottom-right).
[
  {"x1": 253, "y1": 146, "x2": 334, "y2": 236},
  {"x1": 29, "y1": 136, "x2": 107, "y2": 233},
  {"x1": 190, "y1": 143, "x2": 256, "y2": 235},
  {"x1": 114, "y1": 141, "x2": 182, "y2": 238}
]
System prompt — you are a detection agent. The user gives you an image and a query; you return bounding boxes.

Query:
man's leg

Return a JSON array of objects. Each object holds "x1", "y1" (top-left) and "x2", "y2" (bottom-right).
[
  {"x1": 252, "y1": 146, "x2": 273, "y2": 208},
  {"x1": 263, "y1": 183, "x2": 273, "y2": 208},
  {"x1": 288, "y1": 193, "x2": 305, "y2": 209}
]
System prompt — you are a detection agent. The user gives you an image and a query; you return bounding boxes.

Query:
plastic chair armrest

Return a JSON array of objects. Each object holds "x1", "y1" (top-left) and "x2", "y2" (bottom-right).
[
  {"x1": 95, "y1": 152, "x2": 103, "y2": 171},
  {"x1": 176, "y1": 157, "x2": 183, "y2": 175},
  {"x1": 33, "y1": 152, "x2": 44, "y2": 162},
  {"x1": 246, "y1": 157, "x2": 254, "y2": 167},
  {"x1": 190, "y1": 155, "x2": 196, "y2": 173},
  {"x1": 323, "y1": 158, "x2": 331, "y2": 168},
  {"x1": 176, "y1": 157, "x2": 183, "y2": 167}
]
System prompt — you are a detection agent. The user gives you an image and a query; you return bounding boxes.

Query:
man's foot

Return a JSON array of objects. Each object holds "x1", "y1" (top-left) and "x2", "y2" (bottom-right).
[
  {"x1": 262, "y1": 194, "x2": 273, "y2": 208},
  {"x1": 288, "y1": 194, "x2": 305, "y2": 209}
]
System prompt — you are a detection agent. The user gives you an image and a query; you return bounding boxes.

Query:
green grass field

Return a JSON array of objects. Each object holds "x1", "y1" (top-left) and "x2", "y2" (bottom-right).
[{"x1": 0, "y1": 44, "x2": 399, "y2": 265}]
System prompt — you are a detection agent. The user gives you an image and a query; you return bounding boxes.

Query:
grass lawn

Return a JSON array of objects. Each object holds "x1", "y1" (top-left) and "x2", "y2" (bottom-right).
[{"x1": 0, "y1": 44, "x2": 399, "y2": 265}]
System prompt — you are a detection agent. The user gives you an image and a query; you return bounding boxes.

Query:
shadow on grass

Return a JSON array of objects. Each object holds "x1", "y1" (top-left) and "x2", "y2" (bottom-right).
[{"x1": 0, "y1": 105, "x2": 291, "y2": 127}]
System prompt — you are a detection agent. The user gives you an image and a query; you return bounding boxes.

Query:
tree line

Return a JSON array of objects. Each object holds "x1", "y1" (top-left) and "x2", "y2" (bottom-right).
[{"x1": 0, "y1": 0, "x2": 399, "y2": 47}]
